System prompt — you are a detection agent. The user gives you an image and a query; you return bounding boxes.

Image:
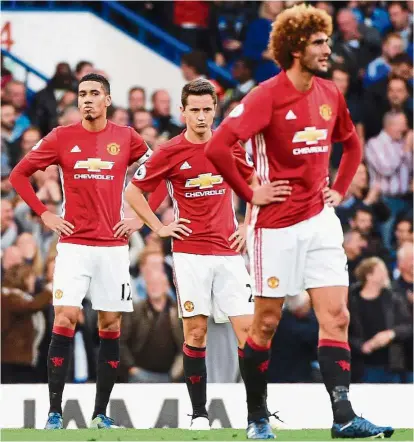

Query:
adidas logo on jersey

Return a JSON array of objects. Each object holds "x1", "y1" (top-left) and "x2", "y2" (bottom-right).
[
  {"x1": 285, "y1": 110, "x2": 297, "y2": 120},
  {"x1": 71, "y1": 145, "x2": 82, "y2": 152},
  {"x1": 180, "y1": 161, "x2": 191, "y2": 170}
]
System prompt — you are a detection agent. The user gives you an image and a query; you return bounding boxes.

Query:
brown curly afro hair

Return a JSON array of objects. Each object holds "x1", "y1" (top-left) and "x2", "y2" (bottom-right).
[{"x1": 268, "y1": 3, "x2": 333, "y2": 71}]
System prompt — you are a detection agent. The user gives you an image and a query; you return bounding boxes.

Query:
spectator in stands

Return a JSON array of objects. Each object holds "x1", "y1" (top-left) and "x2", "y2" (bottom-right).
[
  {"x1": 3, "y1": 80, "x2": 31, "y2": 142},
  {"x1": 214, "y1": 0, "x2": 256, "y2": 65},
  {"x1": 74, "y1": 60, "x2": 94, "y2": 83},
  {"x1": 18, "y1": 127, "x2": 42, "y2": 164},
  {"x1": 181, "y1": 51, "x2": 209, "y2": 81},
  {"x1": 1, "y1": 102, "x2": 16, "y2": 142},
  {"x1": 150, "y1": 89, "x2": 182, "y2": 137},
  {"x1": 343, "y1": 229, "x2": 368, "y2": 284},
  {"x1": 363, "y1": 56, "x2": 413, "y2": 139},
  {"x1": 57, "y1": 90, "x2": 77, "y2": 115},
  {"x1": 110, "y1": 107, "x2": 129, "y2": 126},
  {"x1": 1, "y1": 164, "x2": 14, "y2": 201},
  {"x1": 336, "y1": 163, "x2": 390, "y2": 227},
  {"x1": 349, "y1": 257, "x2": 412, "y2": 383},
  {"x1": 364, "y1": 33, "x2": 405, "y2": 86},
  {"x1": 365, "y1": 111, "x2": 413, "y2": 249},
  {"x1": 331, "y1": 66, "x2": 365, "y2": 166},
  {"x1": 0, "y1": 102, "x2": 20, "y2": 168},
  {"x1": 58, "y1": 106, "x2": 81, "y2": 127},
  {"x1": 1, "y1": 264, "x2": 52, "y2": 383},
  {"x1": 1, "y1": 246, "x2": 23, "y2": 272},
  {"x1": 180, "y1": 51, "x2": 225, "y2": 100},
  {"x1": 392, "y1": 242, "x2": 413, "y2": 382},
  {"x1": 29, "y1": 62, "x2": 75, "y2": 136},
  {"x1": 132, "y1": 109, "x2": 153, "y2": 133},
  {"x1": 394, "y1": 217, "x2": 413, "y2": 248},
  {"x1": 16, "y1": 232, "x2": 44, "y2": 278},
  {"x1": 387, "y1": 1, "x2": 412, "y2": 50},
  {"x1": 221, "y1": 57, "x2": 256, "y2": 115},
  {"x1": 333, "y1": 9, "x2": 382, "y2": 87},
  {"x1": 349, "y1": 207, "x2": 391, "y2": 270},
  {"x1": 243, "y1": 0, "x2": 282, "y2": 82},
  {"x1": 140, "y1": 126, "x2": 159, "y2": 148},
  {"x1": 120, "y1": 270, "x2": 183, "y2": 383},
  {"x1": 269, "y1": 291, "x2": 319, "y2": 383},
  {"x1": 351, "y1": 1, "x2": 391, "y2": 36},
  {"x1": 128, "y1": 86, "x2": 146, "y2": 122},
  {"x1": 1, "y1": 199, "x2": 19, "y2": 250},
  {"x1": 132, "y1": 248, "x2": 174, "y2": 301}
]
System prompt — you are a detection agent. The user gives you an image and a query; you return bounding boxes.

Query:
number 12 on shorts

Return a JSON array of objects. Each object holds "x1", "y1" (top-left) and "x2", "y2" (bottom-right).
[{"x1": 121, "y1": 282, "x2": 132, "y2": 301}]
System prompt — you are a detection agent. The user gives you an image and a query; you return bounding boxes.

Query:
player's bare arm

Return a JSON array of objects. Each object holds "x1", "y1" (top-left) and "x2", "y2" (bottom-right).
[{"x1": 125, "y1": 183, "x2": 192, "y2": 240}]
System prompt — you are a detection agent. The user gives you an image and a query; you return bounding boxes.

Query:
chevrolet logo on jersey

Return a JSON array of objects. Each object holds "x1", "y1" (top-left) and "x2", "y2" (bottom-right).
[
  {"x1": 185, "y1": 173, "x2": 223, "y2": 190},
  {"x1": 292, "y1": 127, "x2": 328, "y2": 145},
  {"x1": 74, "y1": 158, "x2": 114, "y2": 172}
]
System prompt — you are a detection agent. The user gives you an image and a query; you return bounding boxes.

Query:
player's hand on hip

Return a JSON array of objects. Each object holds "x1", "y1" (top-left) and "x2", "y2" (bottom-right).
[
  {"x1": 229, "y1": 224, "x2": 247, "y2": 253},
  {"x1": 323, "y1": 187, "x2": 343, "y2": 207},
  {"x1": 41, "y1": 211, "x2": 74, "y2": 236},
  {"x1": 251, "y1": 180, "x2": 292, "y2": 206},
  {"x1": 113, "y1": 218, "x2": 144, "y2": 238},
  {"x1": 156, "y1": 218, "x2": 192, "y2": 240}
]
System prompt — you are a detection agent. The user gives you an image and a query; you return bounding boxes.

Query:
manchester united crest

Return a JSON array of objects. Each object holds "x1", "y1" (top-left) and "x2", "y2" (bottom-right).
[
  {"x1": 107, "y1": 143, "x2": 120, "y2": 155},
  {"x1": 267, "y1": 277, "x2": 279, "y2": 289},
  {"x1": 184, "y1": 301, "x2": 194, "y2": 312},
  {"x1": 319, "y1": 104, "x2": 332, "y2": 121}
]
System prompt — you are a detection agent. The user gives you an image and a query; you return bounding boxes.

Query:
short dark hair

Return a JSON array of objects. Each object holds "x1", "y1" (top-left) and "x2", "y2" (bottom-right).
[
  {"x1": 181, "y1": 79, "x2": 217, "y2": 108},
  {"x1": 352, "y1": 207, "x2": 373, "y2": 219},
  {"x1": 79, "y1": 73, "x2": 110, "y2": 95},
  {"x1": 181, "y1": 51, "x2": 208, "y2": 76},
  {"x1": 390, "y1": 52, "x2": 413, "y2": 66},
  {"x1": 75, "y1": 60, "x2": 93, "y2": 74},
  {"x1": 388, "y1": 1, "x2": 409, "y2": 11},
  {"x1": 387, "y1": 74, "x2": 409, "y2": 91},
  {"x1": 331, "y1": 64, "x2": 349, "y2": 76},
  {"x1": 396, "y1": 217, "x2": 413, "y2": 232},
  {"x1": 129, "y1": 86, "x2": 146, "y2": 97}
]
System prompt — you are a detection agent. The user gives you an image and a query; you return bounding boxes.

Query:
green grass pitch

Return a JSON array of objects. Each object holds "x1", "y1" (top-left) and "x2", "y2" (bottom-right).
[{"x1": 1, "y1": 428, "x2": 413, "y2": 441}]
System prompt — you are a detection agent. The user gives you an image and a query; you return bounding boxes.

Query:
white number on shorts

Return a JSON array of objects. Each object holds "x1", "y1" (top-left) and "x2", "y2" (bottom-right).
[
  {"x1": 246, "y1": 284, "x2": 254, "y2": 302},
  {"x1": 121, "y1": 283, "x2": 132, "y2": 301}
]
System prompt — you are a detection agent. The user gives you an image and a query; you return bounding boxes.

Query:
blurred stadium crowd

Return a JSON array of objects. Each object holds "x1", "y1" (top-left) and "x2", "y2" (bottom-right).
[{"x1": 1, "y1": 0, "x2": 413, "y2": 386}]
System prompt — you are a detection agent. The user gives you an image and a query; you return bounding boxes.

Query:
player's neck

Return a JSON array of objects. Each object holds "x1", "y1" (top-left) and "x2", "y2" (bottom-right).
[
  {"x1": 286, "y1": 66, "x2": 314, "y2": 92},
  {"x1": 184, "y1": 128, "x2": 212, "y2": 144},
  {"x1": 81, "y1": 117, "x2": 108, "y2": 132}
]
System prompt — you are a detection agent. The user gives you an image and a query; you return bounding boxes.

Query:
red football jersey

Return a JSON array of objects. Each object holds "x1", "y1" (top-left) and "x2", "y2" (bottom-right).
[
  {"x1": 131, "y1": 132, "x2": 254, "y2": 255},
  {"x1": 222, "y1": 71, "x2": 355, "y2": 228},
  {"x1": 23, "y1": 121, "x2": 150, "y2": 246}
]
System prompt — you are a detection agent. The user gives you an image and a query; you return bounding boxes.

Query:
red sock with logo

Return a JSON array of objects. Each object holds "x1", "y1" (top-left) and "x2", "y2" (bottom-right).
[
  {"x1": 243, "y1": 336, "x2": 270, "y2": 422},
  {"x1": 183, "y1": 343, "x2": 207, "y2": 418},
  {"x1": 48, "y1": 326, "x2": 75, "y2": 415},
  {"x1": 93, "y1": 330, "x2": 120, "y2": 419},
  {"x1": 318, "y1": 339, "x2": 356, "y2": 424}
]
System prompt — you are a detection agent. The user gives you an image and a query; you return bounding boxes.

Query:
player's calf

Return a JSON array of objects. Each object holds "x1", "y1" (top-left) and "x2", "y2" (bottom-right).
[
  {"x1": 48, "y1": 320, "x2": 76, "y2": 416},
  {"x1": 92, "y1": 328, "x2": 121, "y2": 420}
]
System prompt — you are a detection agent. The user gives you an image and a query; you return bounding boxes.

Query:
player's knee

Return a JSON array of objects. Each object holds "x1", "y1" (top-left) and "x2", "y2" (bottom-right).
[
  {"x1": 321, "y1": 305, "x2": 350, "y2": 334},
  {"x1": 54, "y1": 310, "x2": 78, "y2": 329},
  {"x1": 98, "y1": 314, "x2": 122, "y2": 332},
  {"x1": 257, "y1": 313, "x2": 280, "y2": 340},
  {"x1": 186, "y1": 324, "x2": 207, "y2": 347}
]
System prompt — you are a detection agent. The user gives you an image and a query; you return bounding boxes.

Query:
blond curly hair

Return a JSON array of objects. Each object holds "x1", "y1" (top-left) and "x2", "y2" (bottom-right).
[{"x1": 268, "y1": 4, "x2": 333, "y2": 70}]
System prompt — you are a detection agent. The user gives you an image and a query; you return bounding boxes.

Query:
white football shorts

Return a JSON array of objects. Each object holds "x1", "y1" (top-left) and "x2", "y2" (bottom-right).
[
  {"x1": 52, "y1": 243, "x2": 133, "y2": 312},
  {"x1": 247, "y1": 205, "x2": 349, "y2": 298},
  {"x1": 172, "y1": 253, "x2": 254, "y2": 323}
]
